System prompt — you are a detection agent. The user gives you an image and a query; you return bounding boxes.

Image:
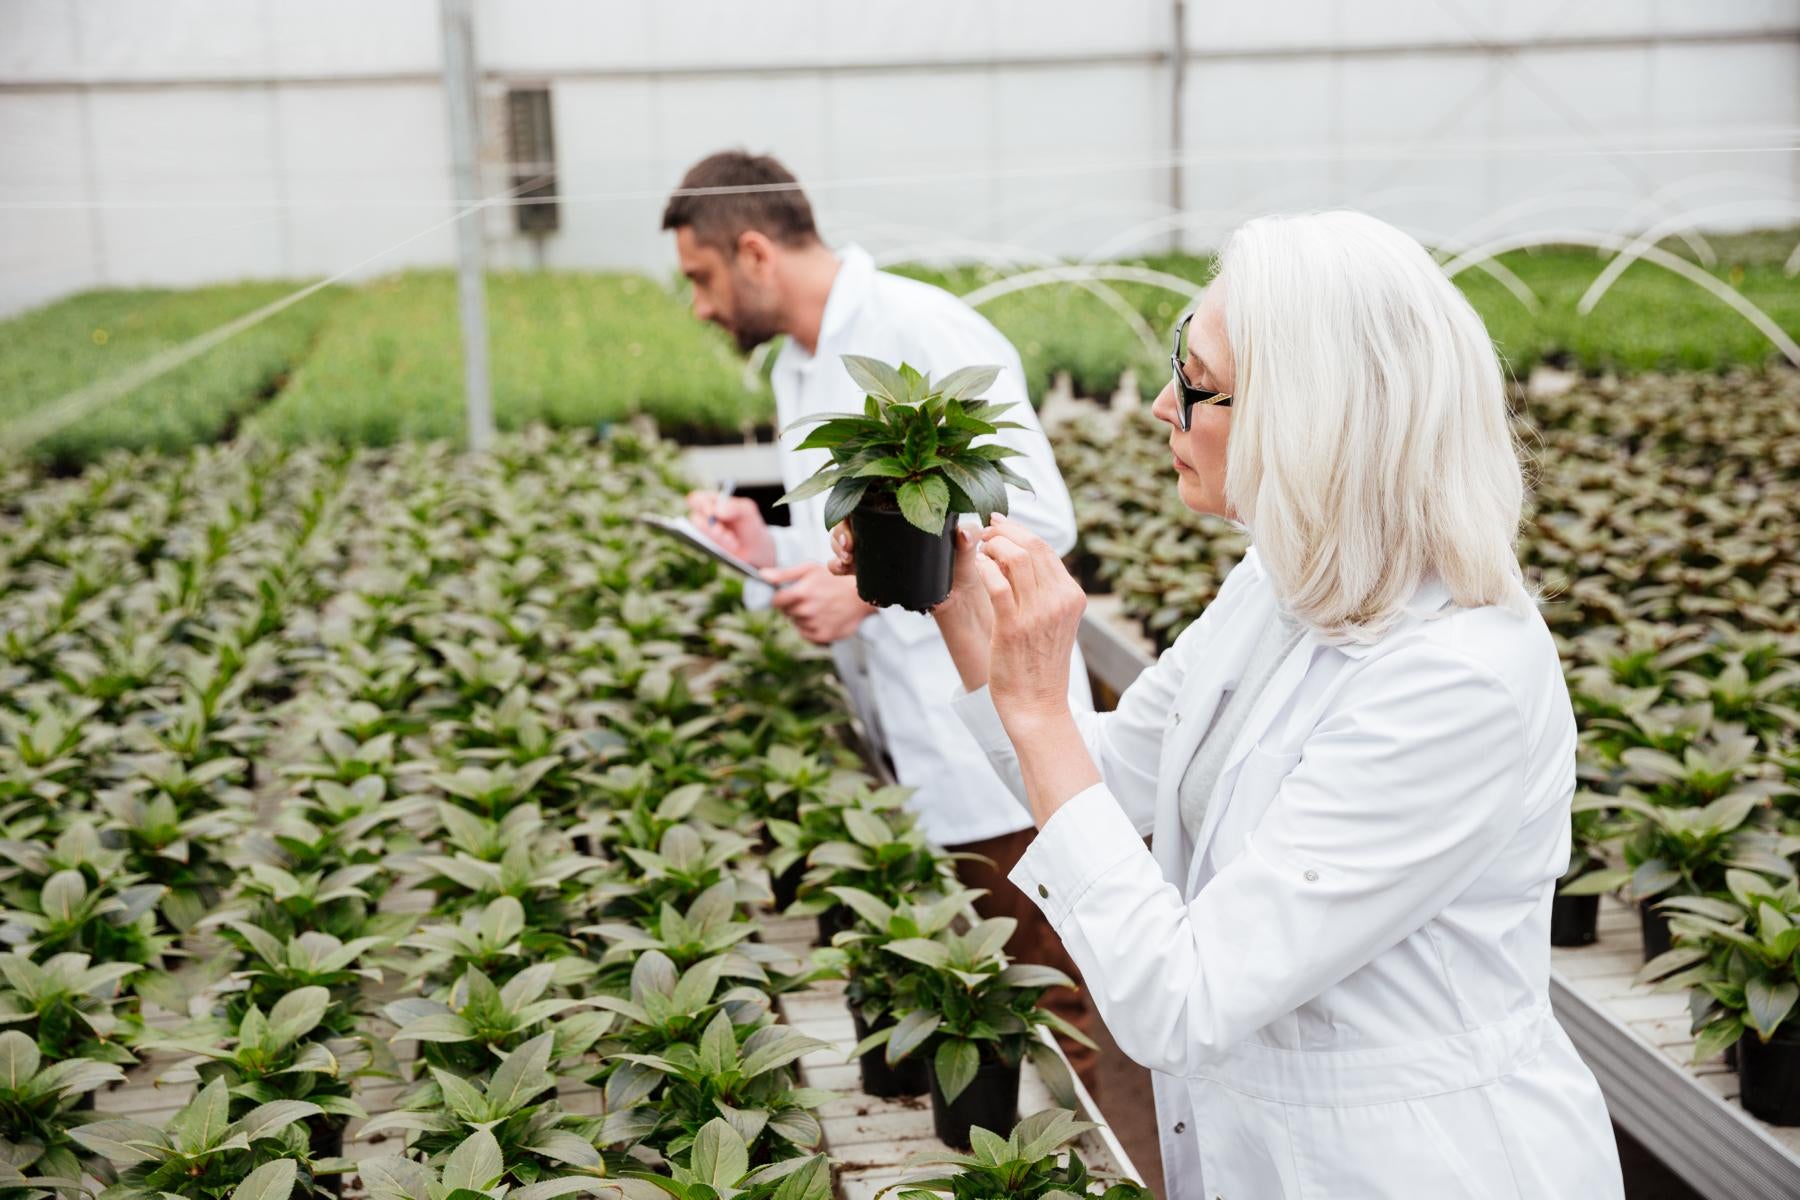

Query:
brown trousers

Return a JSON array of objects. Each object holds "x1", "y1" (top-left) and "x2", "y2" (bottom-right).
[{"x1": 949, "y1": 825, "x2": 1102, "y2": 1098}]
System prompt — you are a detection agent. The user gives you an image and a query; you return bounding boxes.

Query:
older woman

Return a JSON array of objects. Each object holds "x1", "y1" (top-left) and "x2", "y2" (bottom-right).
[{"x1": 831, "y1": 212, "x2": 1624, "y2": 1199}]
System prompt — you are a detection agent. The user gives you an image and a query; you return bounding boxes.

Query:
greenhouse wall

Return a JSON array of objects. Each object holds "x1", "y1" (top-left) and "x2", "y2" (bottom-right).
[{"x1": 1, "y1": 0, "x2": 1796, "y2": 316}]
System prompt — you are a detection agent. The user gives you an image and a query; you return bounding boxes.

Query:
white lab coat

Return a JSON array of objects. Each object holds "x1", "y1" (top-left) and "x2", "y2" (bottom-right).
[
  {"x1": 953, "y1": 548, "x2": 1624, "y2": 1200},
  {"x1": 758, "y1": 245, "x2": 1092, "y2": 846}
]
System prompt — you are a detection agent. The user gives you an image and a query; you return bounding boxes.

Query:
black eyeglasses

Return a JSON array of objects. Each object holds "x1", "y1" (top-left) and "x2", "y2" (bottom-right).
[{"x1": 1172, "y1": 311, "x2": 1231, "y2": 431}]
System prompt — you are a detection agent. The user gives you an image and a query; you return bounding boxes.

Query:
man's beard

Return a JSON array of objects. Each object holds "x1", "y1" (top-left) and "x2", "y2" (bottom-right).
[{"x1": 725, "y1": 285, "x2": 783, "y2": 354}]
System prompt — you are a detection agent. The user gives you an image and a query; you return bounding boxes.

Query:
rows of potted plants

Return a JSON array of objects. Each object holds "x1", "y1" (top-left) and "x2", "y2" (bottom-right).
[
  {"x1": 0, "y1": 424, "x2": 1142, "y2": 1197},
  {"x1": 1050, "y1": 369, "x2": 1800, "y2": 1121}
]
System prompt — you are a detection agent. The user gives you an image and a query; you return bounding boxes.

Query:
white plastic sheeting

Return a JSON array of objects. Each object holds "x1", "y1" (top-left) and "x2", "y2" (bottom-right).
[{"x1": 0, "y1": 0, "x2": 1796, "y2": 316}]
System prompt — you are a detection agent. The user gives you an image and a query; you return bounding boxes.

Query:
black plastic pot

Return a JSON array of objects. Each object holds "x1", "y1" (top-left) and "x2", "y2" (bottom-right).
[
  {"x1": 308, "y1": 1114, "x2": 346, "y2": 1196},
  {"x1": 929, "y1": 1048, "x2": 1020, "y2": 1150},
  {"x1": 771, "y1": 858, "x2": 805, "y2": 912},
  {"x1": 1549, "y1": 892, "x2": 1599, "y2": 947},
  {"x1": 815, "y1": 903, "x2": 854, "y2": 947},
  {"x1": 849, "y1": 503, "x2": 957, "y2": 613},
  {"x1": 1639, "y1": 900, "x2": 1672, "y2": 962},
  {"x1": 1739, "y1": 1030, "x2": 1800, "y2": 1125},
  {"x1": 849, "y1": 1006, "x2": 929, "y2": 1098}
]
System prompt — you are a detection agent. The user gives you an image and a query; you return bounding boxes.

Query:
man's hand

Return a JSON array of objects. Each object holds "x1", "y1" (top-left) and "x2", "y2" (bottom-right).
[
  {"x1": 765, "y1": 561, "x2": 876, "y2": 644},
  {"x1": 685, "y1": 490, "x2": 778, "y2": 568}
]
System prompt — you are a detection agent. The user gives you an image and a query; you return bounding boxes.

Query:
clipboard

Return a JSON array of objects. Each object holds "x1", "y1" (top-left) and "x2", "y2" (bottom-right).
[{"x1": 637, "y1": 513, "x2": 781, "y2": 585}]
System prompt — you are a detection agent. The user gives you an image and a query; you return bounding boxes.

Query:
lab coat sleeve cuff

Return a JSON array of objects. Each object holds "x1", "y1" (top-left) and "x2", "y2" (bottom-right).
[
  {"x1": 949, "y1": 684, "x2": 1014, "y2": 756},
  {"x1": 1008, "y1": 783, "x2": 1145, "y2": 930}
]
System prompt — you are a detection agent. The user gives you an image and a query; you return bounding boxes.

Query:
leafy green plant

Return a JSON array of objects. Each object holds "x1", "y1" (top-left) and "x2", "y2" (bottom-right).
[
  {"x1": 609, "y1": 1118, "x2": 831, "y2": 1200},
  {"x1": 361, "y1": 1032, "x2": 609, "y2": 1185},
  {"x1": 0, "y1": 1029, "x2": 126, "y2": 1185},
  {"x1": 878, "y1": 1108, "x2": 1152, "y2": 1200},
  {"x1": 597, "y1": 1005, "x2": 831, "y2": 1165},
  {"x1": 0, "y1": 952, "x2": 140, "y2": 1065},
  {"x1": 143, "y1": 986, "x2": 368, "y2": 1121},
  {"x1": 1639, "y1": 869, "x2": 1800, "y2": 1061},
  {"x1": 384, "y1": 964, "x2": 610, "y2": 1078},
  {"x1": 777, "y1": 357, "x2": 1032, "y2": 533},
  {"x1": 358, "y1": 1128, "x2": 615, "y2": 1200},
  {"x1": 1563, "y1": 790, "x2": 1782, "y2": 903},
  {"x1": 402, "y1": 897, "x2": 597, "y2": 994},
  {"x1": 816, "y1": 885, "x2": 971, "y2": 1033},
  {"x1": 860, "y1": 916, "x2": 1090, "y2": 1107},
  {"x1": 72, "y1": 1076, "x2": 322, "y2": 1200}
]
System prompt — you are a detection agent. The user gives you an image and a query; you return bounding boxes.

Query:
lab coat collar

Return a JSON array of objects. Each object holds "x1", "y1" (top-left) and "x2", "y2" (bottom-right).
[{"x1": 1332, "y1": 573, "x2": 1456, "y2": 659}]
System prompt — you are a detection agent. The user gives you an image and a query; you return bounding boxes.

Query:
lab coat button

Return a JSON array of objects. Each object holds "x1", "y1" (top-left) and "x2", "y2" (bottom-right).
[
  {"x1": 1303, "y1": 869, "x2": 1319, "y2": 882},
  {"x1": 1037, "y1": 883, "x2": 1049, "y2": 899},
  {"x1": 1172, "y1": 712, "x2": 1181, "y2": 725},
  {"x1": 1173, "y1": 1121, "x2": 1185, "y2": 1134}
]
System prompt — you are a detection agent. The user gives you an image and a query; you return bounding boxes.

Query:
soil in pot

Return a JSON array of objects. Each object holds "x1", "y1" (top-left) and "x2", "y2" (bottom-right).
[
  {"x1": 848, "y1": 501, "x2": 956, "y2": 613},
  {"x1": 929, "y1": 1047, "x2": 1021, "y2": 1150},
  {"x1": 1549, "y1": 891, "x2": 1599, "y2": 947},
  {"x1": 1639, "y1": 900, "x2": 1672, "y2": 963},
  {"x1": 1740, "y1": 1030, "x2": 1800, "y2": 1125},
  {"x1": 849, "y1": 1006, "x2": 929, "y2": 1098}
]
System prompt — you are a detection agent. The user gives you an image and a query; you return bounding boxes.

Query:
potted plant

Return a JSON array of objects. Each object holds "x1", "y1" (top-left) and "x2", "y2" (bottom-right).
[
  {"x1": 1640, "y1": 869, "x2": 1800, "y2": 1124},
  {"x1": 776, "y1": 356, "x2": 1033, "y2": 612},
  {"x1": 878, "y1": 1108, "x2": 1154, "y2": 1199},
  {"x1": 0, "y1": 1029, "x2": 127, "y2": 1187},
  {"x1": 855, "y1": 914, "x2": 1091, "y2": 1149},
  {"x1": 1549, "y1": 792, "x2": 1626, "y2": 946},
  {"x1": 817, "y1": 884, "x2": 972, "y2": 1099},
  {"x1": 1574, "y1": 785, "x2": 1776, "y2": 962}
]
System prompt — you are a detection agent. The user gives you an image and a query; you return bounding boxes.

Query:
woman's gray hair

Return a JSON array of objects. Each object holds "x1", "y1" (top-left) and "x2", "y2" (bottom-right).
[{"x1": 1218, "y1": 210, "x2": 1531, "y2": 644}]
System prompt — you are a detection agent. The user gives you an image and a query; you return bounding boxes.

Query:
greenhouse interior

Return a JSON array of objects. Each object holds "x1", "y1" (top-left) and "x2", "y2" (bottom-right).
[{"x1": 1, "y1": 3, "x2": 1798, "y2": 1199}]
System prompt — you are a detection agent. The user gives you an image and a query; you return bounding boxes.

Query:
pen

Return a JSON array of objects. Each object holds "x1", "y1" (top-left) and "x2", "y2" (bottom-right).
[{"x1": 709, "y1": 478, "x2": 736, "y2": 526}]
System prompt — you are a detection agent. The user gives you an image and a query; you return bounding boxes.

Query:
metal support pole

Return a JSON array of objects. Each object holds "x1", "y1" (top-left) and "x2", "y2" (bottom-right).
[
  {"x1": 440, "y1": 0, "x2": 494, "y2": 451},
  {"x1": 1168, "y1": 0, "x2": 1187, "y2": 254}
]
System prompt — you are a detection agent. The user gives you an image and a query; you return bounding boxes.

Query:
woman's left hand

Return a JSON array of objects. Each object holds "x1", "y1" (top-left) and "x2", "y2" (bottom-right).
[{"x1": 973, "y1": 514, "x2": 1087, "y2": 732}]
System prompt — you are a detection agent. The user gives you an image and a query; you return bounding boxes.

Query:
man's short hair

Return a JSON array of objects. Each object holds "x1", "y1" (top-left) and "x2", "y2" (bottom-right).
[{"x1": 661, "y1": 151, "x2": 819, "y2": 254}]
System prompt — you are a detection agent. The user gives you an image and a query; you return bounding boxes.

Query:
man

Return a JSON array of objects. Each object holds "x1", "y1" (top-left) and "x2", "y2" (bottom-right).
[{"x1": 663, "y1": 150, "x2": 1099, "y2": 1090}]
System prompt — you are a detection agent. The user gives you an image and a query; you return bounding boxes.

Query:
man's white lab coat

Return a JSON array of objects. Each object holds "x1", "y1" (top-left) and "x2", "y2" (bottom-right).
[
  {"x1": 759, "y1": 245, "x2": 1092, "y2": 846},
  {"x1": 954, "y1": 548, "x2": 1624, "y2": 1199}
]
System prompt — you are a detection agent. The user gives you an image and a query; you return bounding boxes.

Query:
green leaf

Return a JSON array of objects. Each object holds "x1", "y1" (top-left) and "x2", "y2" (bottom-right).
[
  {"x1": 895, "y1": 476, "x2": 950, "y2": 534},
  {"x1": 230, "y1": 1099, "x2": 322, "y2": 1143},
  {"x1": 486, "y1": 1032, "x2": 555, "y2": 1116},
  {"x1": 1557, "y1": 867, "x2": 1631, "y2": 897},
  {"x1": 853, "y1": 456, "x2": 913, "y2": 480},
  {"x1": 776, "y1": 469, "x2": 840, "y2": 508},
  {"x1": 933, "y1": 1039, "x2": 978, "y2": 1105},
  {"x1": 229, "y1": 1158, "x2": 296, "y2": 1200},
  {"x1": 841, "y1": 356, "x2": 908, "y2": 405},
  {"x1": 1027, "y1": 1038, "x2": 1080, "y2": 1108},
  {"x1": 885, "y1": 1009, "x2": 942, "y2": 1065},
  {"x1": 997, "y1": 964, "x2": 1075, "y2": 990},
  {"x1": 1692, "y1": 1015, "x2": 1744, "y2": 1064},
  {"x1": 690, "y1": 1117, "x2": 749, "y2": 1189},
  {"x1": 266, "y1": 986, "x2": 330, "y2": 1048},
  {"x1": 840, "y1": 808, "x2": 891, "y2": 850},
  {"x1": 0, "y1": 1031, "x2": 38, "y2": 1090},
  {"x1": 936, "y1": 365, "x2": 1002, "y2": 402},
  {"x1": 822, "y1": 475, "x2": 872, "y2": 530},
  {"x1": 443, "y1": 1129, "x2": 504, "y2": 1193},
  {"x1": 170, "y1": 1077, "x2": 232, "y2": 1153},
  {"x1": 698, "y1": 1010, "x2": 737, "y2": 1077},
  {"x1": 1744, "y1": 978, "x2": 1798, "y2": 1041}
]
